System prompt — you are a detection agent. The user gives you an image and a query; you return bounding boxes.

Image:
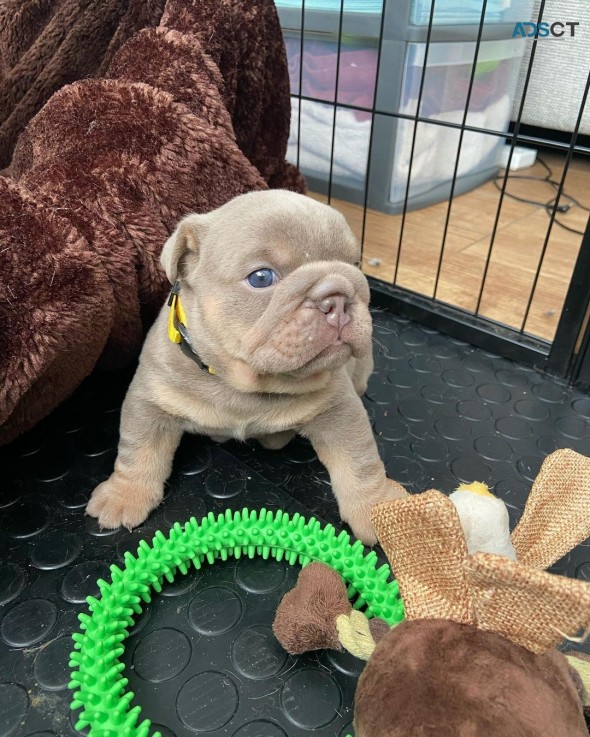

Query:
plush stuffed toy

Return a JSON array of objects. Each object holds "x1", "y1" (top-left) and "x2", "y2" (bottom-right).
[{"x1": 273, "y1": 448, "x2": 590, "y2": 737}]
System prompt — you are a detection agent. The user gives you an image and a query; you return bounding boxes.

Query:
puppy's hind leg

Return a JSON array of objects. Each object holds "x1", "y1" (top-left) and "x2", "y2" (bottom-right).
[
  {"x1": 257, "y1": 429, "x2": 296, "y2": 450},
  {"x1": 86, "y1": 378, "x2": 182, "y2": 530}
]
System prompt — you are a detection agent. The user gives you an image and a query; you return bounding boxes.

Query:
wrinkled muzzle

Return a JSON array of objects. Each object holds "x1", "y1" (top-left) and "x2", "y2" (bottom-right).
[{"x1": 238, "y1": 261, "x2": 372, "y2": 375}]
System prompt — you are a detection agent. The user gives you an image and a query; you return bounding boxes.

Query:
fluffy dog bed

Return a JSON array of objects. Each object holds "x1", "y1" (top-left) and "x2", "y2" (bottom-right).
[{"x1": 0, "y1": 0, "x2": 305, "y2": 444}]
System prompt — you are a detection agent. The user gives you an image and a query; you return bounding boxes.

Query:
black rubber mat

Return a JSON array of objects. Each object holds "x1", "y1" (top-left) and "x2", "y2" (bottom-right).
[{"x1": 1, "y1": 309, "x2": 590, "y2": 737}]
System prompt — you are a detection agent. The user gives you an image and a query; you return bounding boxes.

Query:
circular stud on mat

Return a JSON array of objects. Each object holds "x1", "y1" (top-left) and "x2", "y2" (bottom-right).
[{"x1": 69, "y1": 508, "x2": 404, "y2": 737}]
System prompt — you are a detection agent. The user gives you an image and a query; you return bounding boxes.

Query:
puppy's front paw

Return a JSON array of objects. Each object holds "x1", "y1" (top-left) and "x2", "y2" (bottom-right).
[
  {"x1": 86, "y1": 475, "x2": 163, "y2": 530},
  {"x1": 343, "y1": 479, "x2": 408, "y2": 546},
  {"x1": 345, "y1": 513, "x2": 379, "y2": 547}
]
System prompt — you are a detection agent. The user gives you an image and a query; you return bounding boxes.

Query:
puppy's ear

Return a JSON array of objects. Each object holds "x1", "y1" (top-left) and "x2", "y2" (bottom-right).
[{"x1": 160, "y1": 213, "x2": 206, "y2": 283}]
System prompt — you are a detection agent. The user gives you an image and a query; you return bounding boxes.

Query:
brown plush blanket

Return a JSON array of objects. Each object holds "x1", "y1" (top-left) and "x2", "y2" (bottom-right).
[{"x1": 0, "y1": 0, "x2": 305, "y2": 444}]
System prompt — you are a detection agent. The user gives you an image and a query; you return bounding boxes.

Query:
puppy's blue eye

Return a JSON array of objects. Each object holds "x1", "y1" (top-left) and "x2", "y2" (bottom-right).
[{"x1": 247, "y1": 268, "x2": 276, "y2": 288}]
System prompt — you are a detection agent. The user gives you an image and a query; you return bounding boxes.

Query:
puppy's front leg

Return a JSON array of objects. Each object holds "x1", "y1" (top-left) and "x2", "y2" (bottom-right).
[
  {"x1": 301, "y1": 383, "x2": 406, "y2": 545},
  {"x1": 86, "y1": 381, "x2": 182, "y2": 530}
]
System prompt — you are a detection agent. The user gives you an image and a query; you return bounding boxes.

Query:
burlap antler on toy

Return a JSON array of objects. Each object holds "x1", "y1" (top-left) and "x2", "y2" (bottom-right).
[
  {"x1": 512, "y1": 448, "x2": 590, "y2": 569},
  {"x1": 372, "y1": 449, "x2": 590, "y2": 655},
  {"x1": 465, "y1": 552, "x2": 590, "y2": 653},
  {"x1": 371, "y1": 490, "x2": 475, "y2": 624}
]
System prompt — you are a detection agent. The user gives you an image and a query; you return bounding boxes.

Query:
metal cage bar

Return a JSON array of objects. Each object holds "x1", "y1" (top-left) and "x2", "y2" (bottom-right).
[
  {"x1": 295, "y1": 0, "x2": 306, "y2": 170},
  {"x1": 294, "y1": 92, "x2": 590, "y2": 155},
  {"x1": 475, "y1": 0, "x2": 548, "y2": 317},
  {"x1": 393, "y1": 0, "x2": 437, "y2": 284},
  {"x1": 326, "y1": 0, "x2": 345, "y2": 205},
  {"x1": 433, "y1": 0, "x2": 489, "y2": 300},
  {"x1": 519, "y1": 68, "x2": 590, "y2": 333},
  {"x1": 360, "y1": 0, "x2": 388, "y2": 262}
]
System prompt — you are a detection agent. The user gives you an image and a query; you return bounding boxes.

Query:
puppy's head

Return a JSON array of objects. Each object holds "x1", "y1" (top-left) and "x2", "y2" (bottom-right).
[{"x1": 161, "y1": 190, "x2": 372, "y2": 391}]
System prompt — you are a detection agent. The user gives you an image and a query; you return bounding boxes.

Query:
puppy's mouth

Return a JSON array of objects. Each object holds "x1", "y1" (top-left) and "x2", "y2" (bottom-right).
[
  {"x1": 282, "y1": 339, "x2": 353, "y2": 379},
  {"x1": 312, "y1": 338, "x2": 347, "y2": 360},
  {"x1": 243, "y1": 303, "x2": 366, "y2": 377},
  {"x1": 319, "y1": 338, "x2": 344, "y2": 352},
  {"x1": 307, "y1": 340, "x2": 352, "y2": 367}
]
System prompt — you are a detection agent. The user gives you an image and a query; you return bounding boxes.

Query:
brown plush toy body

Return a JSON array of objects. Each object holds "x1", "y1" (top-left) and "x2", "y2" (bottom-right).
[
  {"x1": 273, "y1": 449, "x2": 590, "y2": 737},
  {"x1": 357, "y1": 620, "x2": 585, "y2": 737}
]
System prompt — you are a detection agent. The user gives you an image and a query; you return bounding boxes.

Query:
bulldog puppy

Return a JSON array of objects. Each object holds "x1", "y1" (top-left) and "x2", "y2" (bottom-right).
[{"x1": 86, "y1": 190, "x2": 407, "y2": 544}]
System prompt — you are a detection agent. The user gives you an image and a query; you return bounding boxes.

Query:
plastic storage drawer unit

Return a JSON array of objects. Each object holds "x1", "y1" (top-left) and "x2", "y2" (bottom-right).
[
  {"x1": 388, "y1": 38, "x2": 524, "y2": 210},
  {"x1": 278, "y1": 0, "x2": 530, "y2": 213},
  {"x1": 411, "y1": 0, "x2": 529, "y2": 25}
]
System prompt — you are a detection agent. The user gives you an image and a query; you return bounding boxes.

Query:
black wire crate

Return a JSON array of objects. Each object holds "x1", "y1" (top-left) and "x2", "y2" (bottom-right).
[{"x1": 278, "y1": 0, "x2": 590, "y2": 385}]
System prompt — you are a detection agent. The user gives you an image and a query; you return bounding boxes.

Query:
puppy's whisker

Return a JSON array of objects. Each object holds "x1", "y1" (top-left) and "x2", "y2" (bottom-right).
[
  {"x1": 372, "y1": 331, "x2": 399, "y2": 352},
  {"x1": 371, "y1": 336, "x2": 388, "y2": 354},
  {"x1": 372, "y1": 323, "x2": 399, "y2": 338}
]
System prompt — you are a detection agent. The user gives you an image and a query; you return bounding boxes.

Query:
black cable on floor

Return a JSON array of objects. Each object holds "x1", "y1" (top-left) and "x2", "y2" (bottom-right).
[{"x1": 493, "y1": 156, "x2": 589, "y2": 236}]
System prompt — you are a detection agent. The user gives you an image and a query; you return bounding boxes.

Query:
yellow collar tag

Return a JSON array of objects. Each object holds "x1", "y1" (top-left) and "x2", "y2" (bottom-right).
[
  {"x1": 167, "y1": 291, "x2": 187, "y2": 344},
  {"x1": 167, "y1": 284, "x2": 216, "y2": 375}
]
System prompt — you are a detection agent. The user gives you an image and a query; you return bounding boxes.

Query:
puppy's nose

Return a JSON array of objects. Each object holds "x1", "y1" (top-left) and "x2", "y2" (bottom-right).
[{"x1": 318, "y1": 294, "x2": 350, "y2": 331}]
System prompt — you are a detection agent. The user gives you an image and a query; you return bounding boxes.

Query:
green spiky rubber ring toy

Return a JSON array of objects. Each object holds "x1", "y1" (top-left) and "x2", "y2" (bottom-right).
[{"x1": 69, "y1": 508, "x2": 404, "y2": 737}]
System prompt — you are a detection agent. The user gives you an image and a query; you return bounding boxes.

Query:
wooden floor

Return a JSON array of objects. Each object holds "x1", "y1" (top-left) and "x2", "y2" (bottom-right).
[{"x1": 310, "y1": 153, "x2": 589, "y2": 342}]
